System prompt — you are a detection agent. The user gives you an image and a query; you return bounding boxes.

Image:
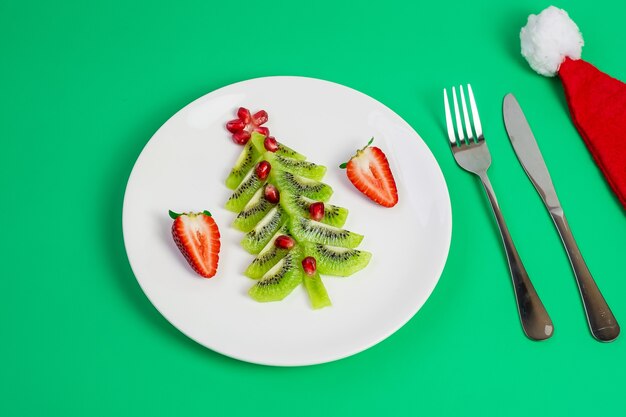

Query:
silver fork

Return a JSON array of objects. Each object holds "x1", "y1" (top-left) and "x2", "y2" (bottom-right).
[{"x1": 444, "y1": 84, "x2": 554, "y2": 340}]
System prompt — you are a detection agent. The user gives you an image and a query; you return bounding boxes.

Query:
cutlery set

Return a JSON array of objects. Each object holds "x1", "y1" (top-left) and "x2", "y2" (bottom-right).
[{"x1": 443, "y1": 84, "x2": 619, "y2": 342}]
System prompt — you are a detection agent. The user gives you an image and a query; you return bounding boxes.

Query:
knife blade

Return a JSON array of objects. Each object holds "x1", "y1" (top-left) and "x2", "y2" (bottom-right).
[
  {"x1": 502, "y1": 94, "x2": 560, "y2": 210},
  {"x1": 502, "y1": 93, "x2": 619, "y2": 342}
]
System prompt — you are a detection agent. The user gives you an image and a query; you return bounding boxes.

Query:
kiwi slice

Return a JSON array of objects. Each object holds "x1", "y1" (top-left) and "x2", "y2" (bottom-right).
[
  {"x1": 265, "y1": 152, "x2": 326, "y2": 181},
  {"x1": 250, "y1": 132, "x2": 306, "y2": 160},
  {"x1": 290, "y1": 217, "x2": 363, "y2": 248},
  {"x1": 241, "y1": 205, "x2": 286, "y2": 254},
  {"x1": 248, "y1": 247, "x2": 304, "y2": 302},
  {"x1": 303, "y1": 270, "x2": 332, "y2": 309},
  {"x1": 274, "y1": 143, "x2": 306, "y2": 161},
  {"x1": 245, "y1": 225, "x2": 291, "y2": 279},
  {"x1": 303, "y1": 242, "x2": 372, "y2": 277},
  {"x1": 271, "y1": 169, "x2": 333, "y2": 202},
  {"x1": 225, "y1": 168, "x2": 265, "y2": 213},
  {"x1": 280, "y1": 192, "x2": 348, "y2": 228},
  {"x1": 225, "y1": 141, "x2": 261, "y2": 189},
  {"x1": 232, "y1": 186, "x2": 274, "y2": 232}
]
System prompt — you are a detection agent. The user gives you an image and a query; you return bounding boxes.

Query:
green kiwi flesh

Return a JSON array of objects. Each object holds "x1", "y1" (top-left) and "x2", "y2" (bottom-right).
[
  {"x1": 280, "y1": 192, "x2": 348, "y2": 227},
  {"x1": 241, "y1": 205, "x2": 286, "y2": 254},
  {"x1": 225, "y1": 141, "x2": 261, "y2": 189},
  {"x1": 303, "y1": 270, "x2": 332, "y2": 309},
  {"x1": 303, "y1": 242, "x2": 372, "y2": 277},
  {"x1": 248, "y1": 247, "x2": 304, "y2": 302},
  {"x1": 290, "y1": 217, "x2": 363, "y2": 248},
  {"x1": 271, "y1": 169, "x2": 333, "y2": 202},
  {"x1": 225, "y1": 168, "x2": 264, "y2": 212},
  {"x1": 265, "y1": 152, "x2": 326, "y2": 181},
  {"x1": 232, "y1": 186, "x2": 274, "y2": 232},
  {"x1": 244, "y1": 224, "x2": 291, "y2": 279},
  {"x1": 250, "y1": 132, "x2": 306, "y2": 160}
]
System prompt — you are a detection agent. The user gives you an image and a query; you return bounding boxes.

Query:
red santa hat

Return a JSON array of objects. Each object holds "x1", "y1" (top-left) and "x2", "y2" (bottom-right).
[{"x1": 521, "y1": 6, "x2": 626, "y2": 209}]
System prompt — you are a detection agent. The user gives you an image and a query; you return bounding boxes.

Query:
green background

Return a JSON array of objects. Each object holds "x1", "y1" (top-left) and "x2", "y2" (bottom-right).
[{"x1": 2, "y1": 0, "x2": 625, "y2": 415}]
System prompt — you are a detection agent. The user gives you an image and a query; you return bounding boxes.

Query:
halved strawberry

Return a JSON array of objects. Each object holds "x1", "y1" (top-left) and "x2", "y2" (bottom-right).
[
  {"x1": 341, "y1": 139, "x2": 398, "y2": 207},
  {"x1": 170, "y1": 210, "x2": 221, "y2": 278}
]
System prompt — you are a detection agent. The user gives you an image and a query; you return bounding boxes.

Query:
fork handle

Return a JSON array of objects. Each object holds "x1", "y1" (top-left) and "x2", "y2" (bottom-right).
[
  {"x1": 478, "y1": 171, "x2": 554, "y2": 340},
  {"x1": 549, "y1": 209, "x2": 619, "y2": 341}
]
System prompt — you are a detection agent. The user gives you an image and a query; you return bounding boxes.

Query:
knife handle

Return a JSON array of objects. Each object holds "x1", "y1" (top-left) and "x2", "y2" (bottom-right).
[
  {"x1": 478, "y1": 171, "x2": 554, "y2": 340},
  {"x1": 550, "y1": 210, "x2": 620, "y2": 342}
]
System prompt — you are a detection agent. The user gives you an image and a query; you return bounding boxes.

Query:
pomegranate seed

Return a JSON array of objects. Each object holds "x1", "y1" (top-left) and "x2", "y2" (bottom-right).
[
  {"x1": 264, "y1": 136, "x2": 279, "y2": 152},
  {"x1": 309, "y1": 202, "x2": 325, "y2": 221},
  {"x1": 302, "y1": 257, "x2": 317, "y2": 276},
  {"x1": 226, "y1": 119, "x2": 245, "y2": 133},
  {"x1": 275, "y1": 235, "x2": 295, "y2": 250},
  {"x1": 255, "y1": 160, "x2": 271, "y2": 180},
  {"x1": 264, "y1": 184, "x2": 280, "y2": 204},
  {"x1": 232, "y1": 130, "x2": 251, "y2": 145},
  {"x1": 237, "y1": 107, "x2": 251, "y2": 124},
  {"x1": 254, "y1": 126, "x2": 270, "y2": 136},
  {"x1": 252, "y1": 110, "x2": 268, "y2": 126}
]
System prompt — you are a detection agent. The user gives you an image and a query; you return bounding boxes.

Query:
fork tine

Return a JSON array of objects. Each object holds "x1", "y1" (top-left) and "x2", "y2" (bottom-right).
[
  {"x1": 467, "y1": 84, "x2": 483, "y2": 139},
  {"x1": 451, "y1": 87, "x2": 465, "y2": 143},
  {"x1": 459, "y1": 85, "x2": 474, "y2": 142},
  {"x1": 443, "y1": 89, "x2": 457, "y2": 145}
]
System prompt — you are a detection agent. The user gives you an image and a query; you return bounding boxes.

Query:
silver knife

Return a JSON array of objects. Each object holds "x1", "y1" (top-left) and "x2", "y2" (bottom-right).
[{"x1": 503, "y1": 93, "x2": 620, "y2": 342}]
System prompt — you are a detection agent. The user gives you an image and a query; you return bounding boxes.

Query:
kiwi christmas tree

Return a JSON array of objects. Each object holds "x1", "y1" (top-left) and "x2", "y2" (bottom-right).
[{"x1": 225, "y1": 108, "x2": 372, "y2": 309}]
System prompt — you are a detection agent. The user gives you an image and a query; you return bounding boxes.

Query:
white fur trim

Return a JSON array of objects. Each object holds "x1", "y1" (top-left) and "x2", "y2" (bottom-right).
[{"x1": 520, "y1": 6, "x2": 584, "y2": 77}]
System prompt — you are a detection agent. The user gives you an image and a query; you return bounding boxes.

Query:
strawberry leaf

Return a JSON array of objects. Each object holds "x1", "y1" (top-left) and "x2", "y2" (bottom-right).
[
  {"x1": 358, "y1": 137, "x2": 375, "y2": 152},
  {"x1": 203, "y1": 210, "x2": 213, "y2": 217},
  {"x1": 339, "y1": 162, "x2": 347, "y2": 169},
  {"x1": 169, "y1": 210, "x2": 182, "y2": 219}
]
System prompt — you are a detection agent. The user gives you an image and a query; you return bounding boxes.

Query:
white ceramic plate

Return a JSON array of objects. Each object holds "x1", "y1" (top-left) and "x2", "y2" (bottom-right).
[{"x1": 123, "y1": 76, "x2": 452, "y2": 366}]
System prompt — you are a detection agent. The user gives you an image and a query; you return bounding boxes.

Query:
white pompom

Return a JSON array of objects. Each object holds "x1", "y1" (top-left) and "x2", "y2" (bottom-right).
[{"x1": 520, "y1": 6, "x2": 584, "y2": 77}]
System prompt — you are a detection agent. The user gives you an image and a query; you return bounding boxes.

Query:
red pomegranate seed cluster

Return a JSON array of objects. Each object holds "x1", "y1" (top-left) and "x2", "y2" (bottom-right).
[
  {"x1": 301, "y1": 256, "x2": 317, "y2": 276},
  {"x1": 309, "y1": 202, "x2": 325, "y2": 221},
  {"x1": 263, "y1": 136, "x2": 279, "y2": 152},
  {"x1": 264, "y1": 184, "x2": 280, "y2": 204},
  {"x1": 225, "y1": 107, "x2": 270, "y2": 145},
  {"x1": 255, "y1": 161, "x2": 271, "y2": 180},
  {"x1": 274, "y1": 235, "x2": 295, "y2": 250}
]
